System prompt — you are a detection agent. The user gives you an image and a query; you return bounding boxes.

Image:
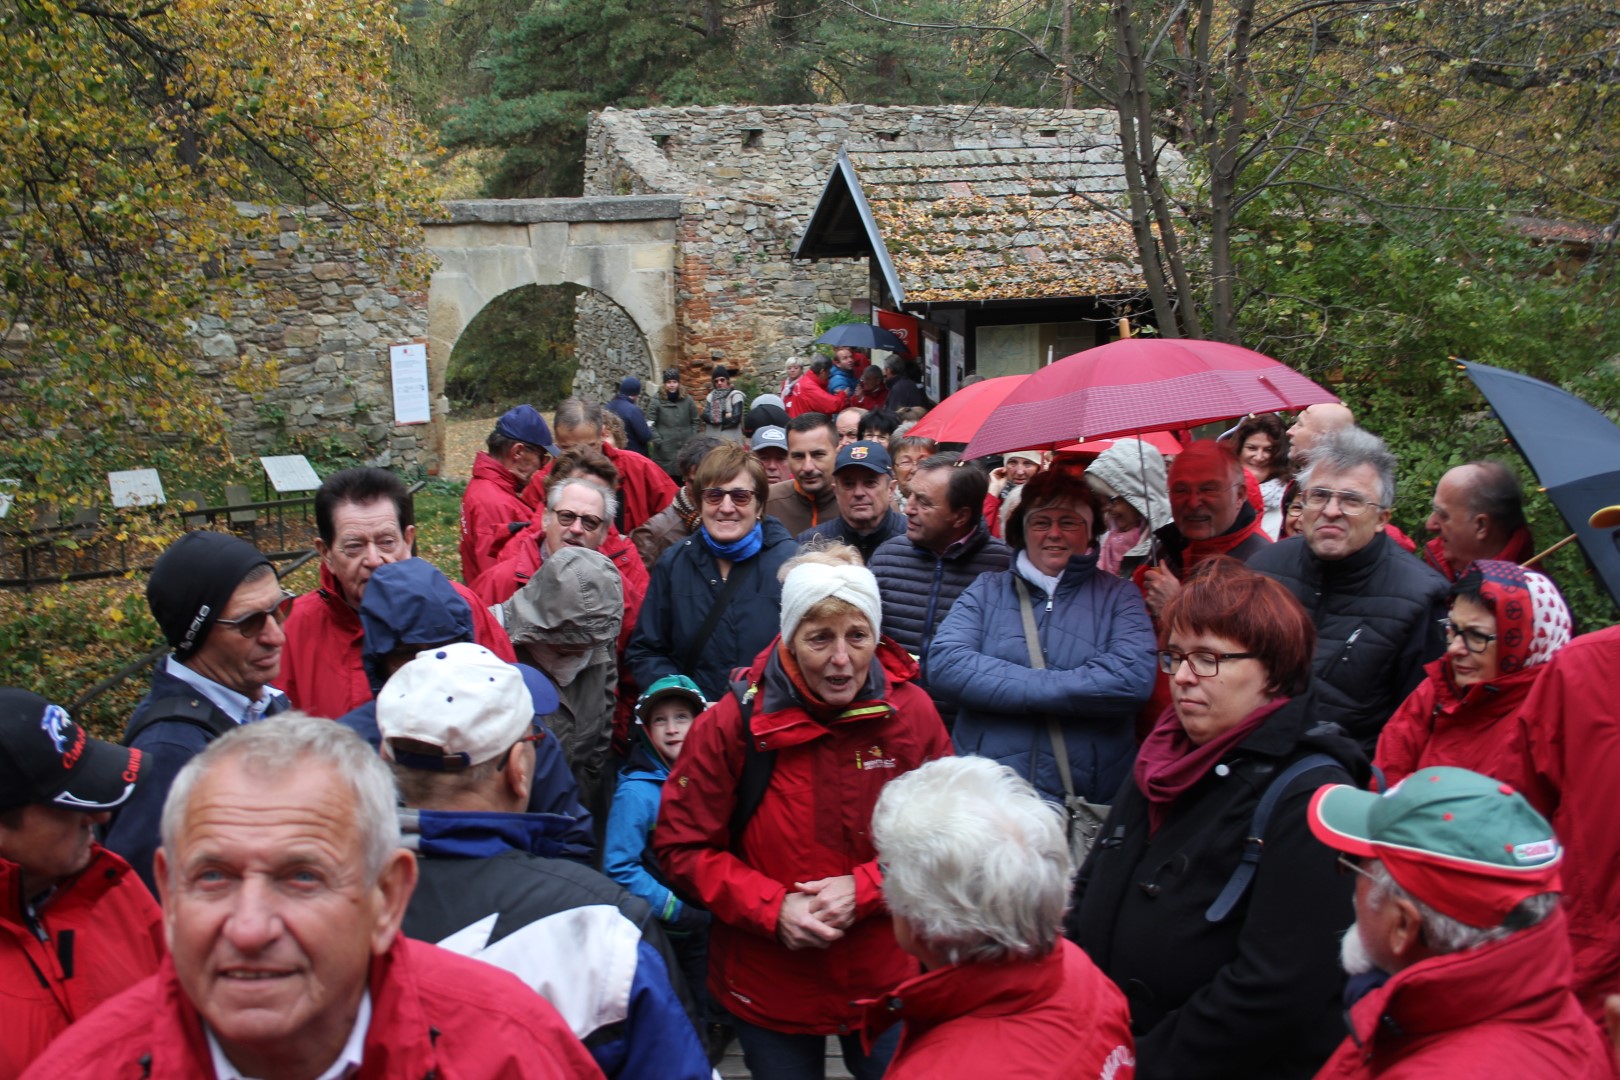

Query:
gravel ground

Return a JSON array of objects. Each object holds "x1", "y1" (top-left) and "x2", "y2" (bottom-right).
[{"x1": 440, "y1": 413, "x2": 496, "y2": 482}]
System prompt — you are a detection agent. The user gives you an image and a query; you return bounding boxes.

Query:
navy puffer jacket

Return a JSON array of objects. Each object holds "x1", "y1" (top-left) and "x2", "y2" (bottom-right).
[
  {"x1": 930, "y1": 553, "x2": 1156, "y2": 803},
  {"x1": 867, "y1": 520, "x2": 1012, "y2": 669}
]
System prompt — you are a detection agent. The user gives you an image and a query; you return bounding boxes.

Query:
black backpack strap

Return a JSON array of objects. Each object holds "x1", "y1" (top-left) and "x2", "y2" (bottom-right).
[
  {"x1": 676, "y1": 558, "x2": 755, "y2": 676},
  {"x1": 727, "y1": 678, "x2": 777, "y2": 846},
  {"x1": 122, "y1": 695, "x2": 237, "y2": 747},
  {"x1": 1205, "y1": 752, "x2": 1342, "y2": 923}
]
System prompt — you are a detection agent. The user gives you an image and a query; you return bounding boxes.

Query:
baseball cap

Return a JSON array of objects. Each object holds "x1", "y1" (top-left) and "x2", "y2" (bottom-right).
[
  {"x1": 0, "y1": 688, "x2": 144, "y2": 813},
  {"x1": 376, "y1": 643, "x2": 532, "y2": 771},
  {"x1": 835, "y1": 441, "x2": 892, "y2": 476},
  {"x1": 495, "y1": 405, "x2": 561, "y2": 457},
  {"x1": 636, "y1": 675, "x2": 707, "y2": 725},
  {"x1": 751, "y1": 425, "x2": 789, "y2": 454},
  {"x1": 1309, "y1": 766, "x2": 1562, "y2": 927}
]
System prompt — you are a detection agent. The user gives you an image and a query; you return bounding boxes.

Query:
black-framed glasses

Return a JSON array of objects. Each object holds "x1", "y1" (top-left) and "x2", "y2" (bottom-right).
[
  {"x1": 1157, "y1": 649, "x2": 1258, "y2": 677},
  {"x1": 553, "y1": 509, "x2": 605, "y2": 531},
  {"x1": 215, "y1": 590, "x2": 296, "y2": 638},
  {"x1": 1303, "y1": 487, "x2": 1383, "y2": 516},
  {"x1": 1440, "y1": 617, "x2": 1497, "y2": 654},
  {"x1": 702, "y1": 487, "x2": 756, "y2": 508}
]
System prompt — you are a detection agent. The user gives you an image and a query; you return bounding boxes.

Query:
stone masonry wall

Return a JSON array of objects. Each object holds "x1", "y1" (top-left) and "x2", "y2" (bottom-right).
[
  {"x1": 580, "y1": 104, "x2": 1124, "y2": 393},
  {"x1": 198, "y1": 203, "x2": 434, "y2": 473},
  {"x1": 573, "y1": 291, "x2": 653, "y2": 401}
]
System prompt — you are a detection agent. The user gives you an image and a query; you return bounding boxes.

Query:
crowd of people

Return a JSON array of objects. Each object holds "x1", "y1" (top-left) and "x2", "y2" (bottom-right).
[{"x1": 5, "y1": 362, "x2": 1620, "y2": 1080}]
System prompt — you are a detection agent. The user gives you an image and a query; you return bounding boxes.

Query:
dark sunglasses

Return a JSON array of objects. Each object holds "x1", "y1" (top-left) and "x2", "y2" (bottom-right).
[
  {"x1": 702, "y1": 487, "x2": 756, "y2": 508},
  {"x1": 554, "y1": 509, "x2": 605, "y2": 531},
  {"x1": 215, "y1": 590, "x2": 297, "y2": 638}
]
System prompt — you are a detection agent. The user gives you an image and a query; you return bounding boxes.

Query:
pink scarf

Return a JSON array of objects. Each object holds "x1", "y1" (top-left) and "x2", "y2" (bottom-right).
[
  {"x1": 1134, "y1": 697, "x2": 1290, "y2": 833},
  {"x1": 1098, "y1": 525, "x2": 1143, "y2": 576}
]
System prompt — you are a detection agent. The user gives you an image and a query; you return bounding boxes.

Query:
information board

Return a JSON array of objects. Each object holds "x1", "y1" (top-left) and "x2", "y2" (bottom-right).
[
  {"x1": 390, "y1": 341, "x2": 431, "y2": 425},
  {"x1": 260, "y1": 455, "x2": 323, "y2": 493},
  {"x1": 108, "y1": 469, "x2": 166, "y2": 508}
]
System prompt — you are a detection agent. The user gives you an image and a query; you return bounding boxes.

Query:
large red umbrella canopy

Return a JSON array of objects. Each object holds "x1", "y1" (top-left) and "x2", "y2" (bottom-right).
[
  {"x1": 907, "y1": 374, "x2": 1029, "y2": 443},
  {"x1": 964, "y1": 339, "x2": 1339, "y2": 460},
  {"x1": 1057, "y1": 430, "x2": 1185, "y2": 458}
]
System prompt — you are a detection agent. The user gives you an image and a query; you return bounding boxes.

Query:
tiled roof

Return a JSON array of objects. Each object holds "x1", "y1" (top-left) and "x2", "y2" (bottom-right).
[{"x1": 846, "y1": 144, "x2": 1149, "y2": 303}]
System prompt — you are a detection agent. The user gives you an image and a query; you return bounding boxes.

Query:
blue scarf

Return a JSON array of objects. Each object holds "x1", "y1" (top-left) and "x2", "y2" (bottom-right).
[{"x1": 701, "y1": 521, "x2": 764, "y2": 562}]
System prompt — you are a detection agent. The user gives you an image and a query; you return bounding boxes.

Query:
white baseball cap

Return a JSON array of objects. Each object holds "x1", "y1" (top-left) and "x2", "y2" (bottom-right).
[{"x1": 376, "y1": 642, "x2": 531, "y2": 770}]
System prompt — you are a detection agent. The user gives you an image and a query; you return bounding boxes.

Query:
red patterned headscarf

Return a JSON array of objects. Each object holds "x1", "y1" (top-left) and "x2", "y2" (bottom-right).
[{"x1": 1455, "y1": 559, "x2": 1573, "y2": 675}]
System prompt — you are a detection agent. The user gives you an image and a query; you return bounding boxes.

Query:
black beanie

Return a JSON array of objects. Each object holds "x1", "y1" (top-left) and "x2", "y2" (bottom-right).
[{"x1": 147, "y1": 532, "x2": 274, "y2": 658}]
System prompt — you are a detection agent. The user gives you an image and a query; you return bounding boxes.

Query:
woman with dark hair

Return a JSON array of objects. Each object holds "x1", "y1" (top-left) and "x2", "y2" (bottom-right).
[
  {"x1": 1375, "y1": 559, "x2": 1572, "y2": 789},
  {"x1": 929, "y1": 470, "x2": 1156, "y2": 806},
  {"x1": 626, "y1": 443, "x2": 798, "y2": 702},
  {"x1": 1232, "y1": 414, "x2": 1290, "y2": 538},
  {"x1": 1067, "y1": 557, "x2": 1367, "y2": 1080}
]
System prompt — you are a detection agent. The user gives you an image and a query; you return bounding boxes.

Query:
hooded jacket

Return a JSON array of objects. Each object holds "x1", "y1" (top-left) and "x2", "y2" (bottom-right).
[
  {"x1": 460, "y1": 450, "x2": 532, "y2": 583},
  {"x1": 1314, "y1": 911, "x2": 1611, "y2": 1079},
  {"x1": 1067, "y1": 696, "x2": 1367, "y2": 1080},
  {"x1": 524, "y1": 444, "x2": 677, "y2": 535},
  {"x1": 653, "y1": 638, "x2": 952, "y2": 1034},
  {"x1": 1087, "y1": 439, "x2": 1173, "y2": 577},
  {"x1": 930, "y1": 552, "x2": 1157, "y2": 805},
  {"x1": 648, "y1": 389, "x2": 699, "y2": 477},
  {"x1": 1247, "y1": 533, "x2": 1450, "y2": 752},
  {"x1": 280, "y1": 562, "x2": 515, "y2": 720},
  {"x1": 2, "y1": 846, "x2": 164, "y2": 1078},
  {"x1": 626, "y1": 518, "x2": 799, "y2": 704},
  {"x1": 604, "y1": 731, "x2": 690, "y2": 924},
  {"x1": 856, "y1": 939, "x2": 1136, "y2": 1080},
  {"x1": 399, "y1": 808, "x2": 709, "y2": 1080},
  {"x1": 19, "y1": 934, "x2": 603, "y2": 1080},
  {"x1": 785, "y1": 371, "x2": 848, "y2": 417},
  {"x1": 335, "y1": 557, "x2": 595, "y2": 862},
  {"x1": 470, "y1": 525, "x2": 648, "y2": 652}
]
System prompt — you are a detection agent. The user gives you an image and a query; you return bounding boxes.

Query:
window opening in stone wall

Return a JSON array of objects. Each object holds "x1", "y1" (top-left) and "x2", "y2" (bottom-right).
[
  {"x1": 743, "y1": 129, "x2": 763, "y2": 148},
  {"x1": 1040, "y1": 129, "x2": 1059, "y2": 138}
]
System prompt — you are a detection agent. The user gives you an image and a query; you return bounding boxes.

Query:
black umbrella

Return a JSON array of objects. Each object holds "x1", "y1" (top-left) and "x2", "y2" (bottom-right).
[
  {"x1": 813, "y1": 323, "x2": 910, "y2": 356},
  {"x1": 1458, "y1": 359, "x2": 1620, "y2": 607}
]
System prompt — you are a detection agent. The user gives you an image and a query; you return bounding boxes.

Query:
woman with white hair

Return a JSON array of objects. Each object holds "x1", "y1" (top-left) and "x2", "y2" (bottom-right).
[
  {"x1": 859, "y1": 756, "x2": 1135, "y2": 1078},
  {"x1": 655, "y1": 544, "x2": 951, "y2": 1080}
]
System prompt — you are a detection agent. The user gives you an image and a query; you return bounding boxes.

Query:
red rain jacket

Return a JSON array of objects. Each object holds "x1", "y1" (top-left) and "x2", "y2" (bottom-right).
[
  {"x1": 21, "y1": 935, "x2": 604, "y2": 1079},
  {"x1": 1375, "y1": 659, "x2": 1541, "y2": 791},
  {"x1": 2, "y1": 846, "x2": 164, "y2": 1078},
  {"x1": 459, "y1": 451, "x2": 532, "y2": 583},
  {"x1": 859, "y1": 939, "x2": 1136, "y2": 1080},
  {"x1": 786, "y1": 371, "x2": 849, "y2": 418},
  {"x1": 281, "y1": 563, "x2": 515, "y2": 719},
  {"x1": 654, "y1": 638, "x2": 950, "y2": 1034},
  {"x1": 524, "y1": 444, "x2": 676, "y2": 534},
  {"x1": 1314, "y1": 911, "x2": 1611, "y2": 1079}
]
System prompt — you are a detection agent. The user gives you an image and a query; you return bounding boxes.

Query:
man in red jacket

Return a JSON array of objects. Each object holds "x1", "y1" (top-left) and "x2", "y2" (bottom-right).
[
  {"x1": 525, "y1": 398, "x2": 676, "y2": 533},
  {"x1": 281, "y1": 467, "x2": 514, "y2": 719},
  {"x1": 459, "y1": 404, "x2": 560, "y2": 583},
  {"x1": 22, "y1": 712, "x2": 602, "y2": 1080},
  {"x1": 1, "y1": 688, "x2": 163, "y2": 1078},
  {"x1": 859, "y1": 756, "x2": 1135, "y2": 1079},
  {"x1": 1309, "y1": 766, "x2": 1611, "y2": 1079},
  {"x1": 1421, "y1": 461, "x2": 1535, "y2": 582},
  {"x1": 786, "y1": 356, "x2": 849, "y2": 417}
]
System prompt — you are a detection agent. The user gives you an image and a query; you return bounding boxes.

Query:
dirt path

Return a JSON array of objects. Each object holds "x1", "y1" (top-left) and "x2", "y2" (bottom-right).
[{"x1": 440, "y1": 413, "x2": 496, "y2": 482}]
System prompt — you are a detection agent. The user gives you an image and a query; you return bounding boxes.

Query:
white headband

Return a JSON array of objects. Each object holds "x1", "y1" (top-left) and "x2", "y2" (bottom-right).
[{"x1": 779, "y1": 562, "x2": 883, "y2": 643}]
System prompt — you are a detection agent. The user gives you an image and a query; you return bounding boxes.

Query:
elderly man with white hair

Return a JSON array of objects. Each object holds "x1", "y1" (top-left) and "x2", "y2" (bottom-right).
[
  {"x1": 858, "y1": 756, "x2": 1136, "y2": 1079},
  {"x1": 656, "y1": 543, "x2": 951, "y2": 1080}
]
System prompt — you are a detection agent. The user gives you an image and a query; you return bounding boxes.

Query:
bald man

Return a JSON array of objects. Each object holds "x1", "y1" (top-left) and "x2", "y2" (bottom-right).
[
  {"x1": 1423, "y1": 462, "x2": 1533, "y2": 581},
  {"x1": 1288, "y1": 403, "x2": 1354, "y2": 469}
]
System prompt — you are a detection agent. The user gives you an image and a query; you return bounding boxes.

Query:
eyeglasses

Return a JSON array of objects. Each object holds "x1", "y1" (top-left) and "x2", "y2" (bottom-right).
[
  {"x1": 1157, "y1": 649, "x2": 1259, "y2": 677},
  {"x1": 1025, "y1": 514, "x2": 1091, "y2": 534},
  {"x1": 496, "y1": 726, "x2": 547, "y2": 770},
  {"x1": 215, "y1": 590, "x2": 297, "y2": 638},
  {"x1": 1169, "y1": 482, "x2": 1240, "y2": 500},
  {"x1": 553, "y1": 509, "x2": 605, "y2": 531},
  {"x1": 702, "y1": 487, "x2": 756, "y2": 508},
  {"x1": 1336, "y1": 854, "x2": 1381, "y2": 886},
  {"x1": 1441, "y1": 617, "x2": 1497, "y2": 654},
  {"x1": 1303, "y1": 487, "x2": 1383, "y2": 516}
]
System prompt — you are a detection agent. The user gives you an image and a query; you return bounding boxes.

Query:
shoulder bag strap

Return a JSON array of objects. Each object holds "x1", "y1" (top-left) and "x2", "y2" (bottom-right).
[
  {"x1": 1014, "y1": 578, "x2": 1079, "y2": 804},
  {"x1": 677, "y1": 557, "x2": 756, "y2": 675},
  {"x1": 1204, "y1": 752, "x2": 1342, "y2": 922}
]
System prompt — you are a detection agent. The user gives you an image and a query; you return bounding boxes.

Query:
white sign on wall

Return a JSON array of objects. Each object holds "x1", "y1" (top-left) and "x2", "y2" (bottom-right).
[{"x1": 390, "y1": 341, "x2": 431, "y2": 425}]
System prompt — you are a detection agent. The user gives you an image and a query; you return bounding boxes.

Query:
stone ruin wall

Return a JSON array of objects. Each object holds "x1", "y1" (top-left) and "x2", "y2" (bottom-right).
[
  {"x1": 578, "y1": 104, "x2": 1124, "y2": 396},
  {"x1": 195, "y1": 203, "x2": 435, "y2": 474}
]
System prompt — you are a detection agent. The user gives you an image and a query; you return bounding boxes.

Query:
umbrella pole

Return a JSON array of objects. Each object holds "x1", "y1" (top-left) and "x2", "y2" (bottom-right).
[
  {"x1": 1522, "y1": 534, "x2": 1580, "y2": 568},
  {"x1": 1521, "y1": 506, "x2": 1620, "y2": 568}
]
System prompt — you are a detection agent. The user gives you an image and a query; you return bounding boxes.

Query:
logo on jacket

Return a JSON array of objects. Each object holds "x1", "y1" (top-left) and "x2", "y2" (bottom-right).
[{"x1": 856, "y1": 745, "x2": 895, "y2": 771}]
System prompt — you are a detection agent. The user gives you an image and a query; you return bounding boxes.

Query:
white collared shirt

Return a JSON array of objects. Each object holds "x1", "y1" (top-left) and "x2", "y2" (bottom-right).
[
  {"x1": 165, "y1": 655, "x2": 283, "y2": 725},
  {"x1": 206, "y1": 990, "x2": 371, "y2": 1080}
]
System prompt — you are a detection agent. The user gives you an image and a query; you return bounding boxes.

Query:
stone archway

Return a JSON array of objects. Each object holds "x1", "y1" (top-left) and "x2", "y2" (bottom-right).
[{"x1": 422, "y1": 195, "x2": 681, "y2": 463}]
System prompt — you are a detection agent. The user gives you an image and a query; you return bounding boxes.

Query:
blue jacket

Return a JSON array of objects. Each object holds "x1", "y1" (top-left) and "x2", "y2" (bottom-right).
[
  {"x1": 604, "y1": 741, "x2": 690, "y2": 923},
  {"x1": 399, "y1": 808, "x2": 710, "y2": 1080},
  {"x1": 866, "y1": 520, "x2": 1012, "y2": 688},
  {"x1": 930, "y1": 553, "x2": 1157, "y2": 803},
  {"x1": 337, "y1": 557, "x2": 595, "y2": 861},
  {"x1": 626, "y1": 518, "x2": 799, "y2": 703},
  {"x1": 606, "y1": 394, "x2": 654, "y2": 456},
  {"x1": 105, "y1": 665, "x2": 289, "y2": 894}
]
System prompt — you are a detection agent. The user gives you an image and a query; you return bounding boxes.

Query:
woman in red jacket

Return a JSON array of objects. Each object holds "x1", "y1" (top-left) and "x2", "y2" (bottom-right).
[
  {"x1": 1375, "y1": 559, "x2": 1572, "y2": 789},
  {"x1": 654, "y1": 545, "x2": 951, "y2": 1079}
]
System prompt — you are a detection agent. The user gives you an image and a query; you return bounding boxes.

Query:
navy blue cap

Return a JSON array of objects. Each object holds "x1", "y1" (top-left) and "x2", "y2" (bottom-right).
[
  {"x1": 835, "y1": 441, "x2": 892, "y2": 475},
  {"x1": 495, "y1": 405, "x2": 560, "y2": 457}
]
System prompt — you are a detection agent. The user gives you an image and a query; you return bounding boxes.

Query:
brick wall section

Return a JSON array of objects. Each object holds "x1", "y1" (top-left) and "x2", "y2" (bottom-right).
[
  {"x1": 580, "y1": 104, "x2": 1130, "y2": 393},
  {"x1": 199, "y1": 203, "x2": 433, "y2": 472}
]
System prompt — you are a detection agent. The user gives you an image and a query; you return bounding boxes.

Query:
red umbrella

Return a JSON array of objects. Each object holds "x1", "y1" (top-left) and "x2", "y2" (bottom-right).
[
  {"x1": 964, "y1": 339, "x2": 1339, "y2": 459},
  {"x1": 906, "y1": 374, "x2": 1029, "y2": 443},
  {"x1": 1058, "y1": 430, "x2": 1185, "y2": 458}
]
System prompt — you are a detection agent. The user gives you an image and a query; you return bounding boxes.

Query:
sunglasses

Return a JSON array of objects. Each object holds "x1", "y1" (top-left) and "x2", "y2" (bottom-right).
[
  {"x1": 553, "y1": 509, "x2": 605, "y2": 531},
  {"x1": 215, "y1": 590, "x2": 297, "y2": 638},
  {"x1": 702, "y1": 487, "x2": 756, "y2": 508}
]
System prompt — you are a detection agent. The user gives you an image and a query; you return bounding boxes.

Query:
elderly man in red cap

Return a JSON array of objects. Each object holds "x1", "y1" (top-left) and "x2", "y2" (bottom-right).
[{"x1": 1308, "y1": 766, "x2": 1610, "y2": 1078}]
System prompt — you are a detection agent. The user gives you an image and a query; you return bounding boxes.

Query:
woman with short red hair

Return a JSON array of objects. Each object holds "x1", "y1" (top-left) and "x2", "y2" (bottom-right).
[{"x1": 1067, "y1": 557, "x2": 1369, "y2": 1080}]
